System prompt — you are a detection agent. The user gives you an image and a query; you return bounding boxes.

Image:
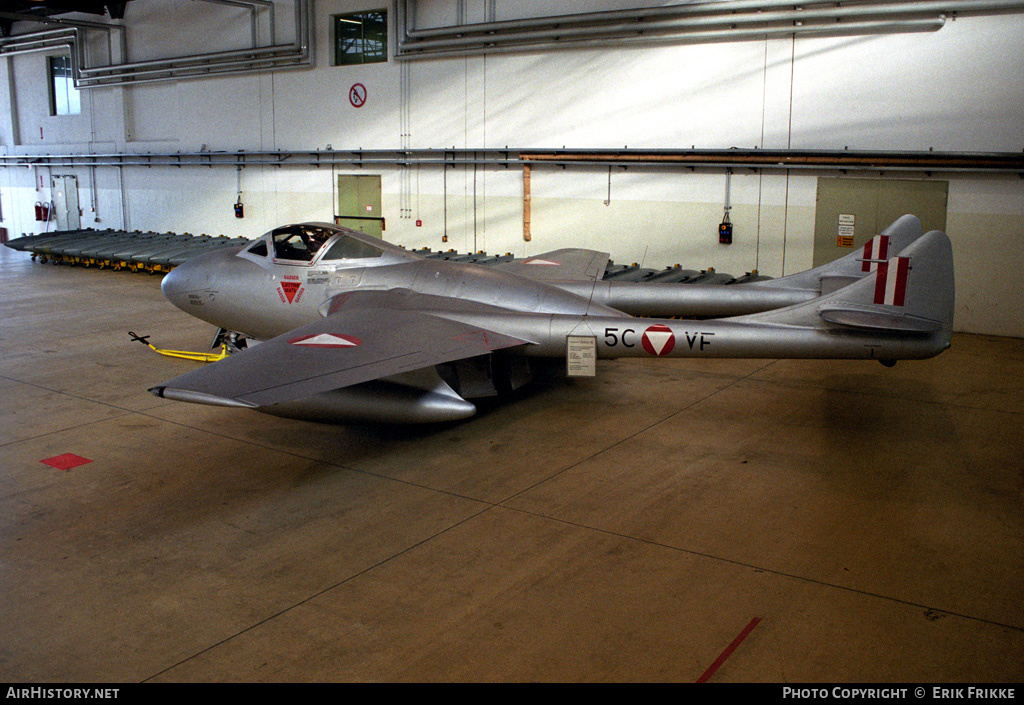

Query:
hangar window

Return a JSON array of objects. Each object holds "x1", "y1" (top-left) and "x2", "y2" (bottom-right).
[
  {"x1": 49, "y1": 56, "x2": 80, "y2": 116},
  {"x1": 322, "y1": 234, "x2": 384, "y2": 260},
  {"x1": 270, "y1": 225, "x2": 337, "y2": 263},
  {"x1": 333, "y1": 10, "x2": 388, "y2": 65}
]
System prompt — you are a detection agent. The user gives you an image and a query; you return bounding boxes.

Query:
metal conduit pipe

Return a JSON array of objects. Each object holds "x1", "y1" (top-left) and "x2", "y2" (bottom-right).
[
  {"x1": 397, "y1": 19, "x2": 947, "y2": 59},
  {"x1": 399, "y1": 0, "x2": 1024, "y2": 52},
  {"x1": 81, "y1": 0, "x2": 306, "y2": 85},
  {"x1": 403, "y1": 0, "x2": 858, "y2": 38},
  {"x1": 2, "y1": 148, "x2": 1021, "y2": 174},
  {"x1": 0, "y1": 29, "x2": 76, "y2": 56},
  {"x1": 0, "y1": 13, "x2": 125, "y2": 68},
  {"x1": 0, "y1": 41, "x2": 73, "y2": 58},
  {"x1": 398, "y1": 0, "x2": 1024, "y2": 58},
  {"x1": 199, "y1": 0, "x2": 259, "y2": 49},
  {"x1": 0, "y1": 25, "x2": 77, "y2": 42},
  {"x1": 402, "y1": 12, "x2": 936, "y2": 52},
  {"x1": 403, "y1": 0, "x2": 1024, "y2": 39},
  {"x1": 0, "y1": 0, "x2": 310, "y2": 88},
  {"x1": 78, "y1": 44, "x2": 305, "y2": 78},
  {"x1": 191, "y1": 0, "x2": 277, "y2": 47},
  {"x1": 77, "y1": 0, "x2": 309, "y2": 85},
  {"x1": 79, "y1": 55, "x2": 310, "y2": 85},
  {"x1": 0, "y1": 31, "x2": 304, "y2": 87},
  {"x1": 0, "y1": 27, "x2": 78, "y2": 58},
  {"x1": 0, "y1": 11, "x2": 126, "y2": 45}
]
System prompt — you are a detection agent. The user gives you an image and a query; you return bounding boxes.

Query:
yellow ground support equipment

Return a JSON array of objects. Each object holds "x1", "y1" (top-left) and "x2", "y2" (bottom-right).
[{"x1": 129, "y1": 332, "x2": 229, "y2": 363}]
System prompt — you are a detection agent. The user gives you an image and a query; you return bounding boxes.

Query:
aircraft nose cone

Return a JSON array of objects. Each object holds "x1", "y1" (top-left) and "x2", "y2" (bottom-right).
[
  {"x1": 161, "y1": 255, "x2": 213, "y2": 309},
  {"x1": 160, "y1": 264, "x2": 186, "y2": 300}
]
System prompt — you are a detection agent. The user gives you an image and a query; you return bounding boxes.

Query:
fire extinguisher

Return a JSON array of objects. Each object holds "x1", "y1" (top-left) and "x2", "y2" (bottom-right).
[
  {"x1": 35, "y1": 202, "x2": 44, "y2": 221},
  {"x1": 35, "y1": 201, "x2": 50, "y2": 222}
]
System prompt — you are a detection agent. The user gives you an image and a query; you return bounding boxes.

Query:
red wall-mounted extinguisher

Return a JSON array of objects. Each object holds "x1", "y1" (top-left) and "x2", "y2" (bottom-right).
[{"x1": 34, "y1": 202, "x2": 50, "y2": 222}]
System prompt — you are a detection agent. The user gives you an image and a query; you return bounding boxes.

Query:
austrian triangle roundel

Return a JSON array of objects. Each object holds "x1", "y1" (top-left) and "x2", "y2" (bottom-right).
[
  {"x1": 288, "y1": 333, "x2": 362, "y2": 348},
  {"x1": 641, "y1": 324, "x2": 675, "y2": 356}
]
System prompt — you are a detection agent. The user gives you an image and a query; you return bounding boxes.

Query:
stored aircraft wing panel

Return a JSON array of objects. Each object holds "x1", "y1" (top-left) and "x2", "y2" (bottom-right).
[{"x1": 151, "y1": 297, "x2": 531, "y2": 408}]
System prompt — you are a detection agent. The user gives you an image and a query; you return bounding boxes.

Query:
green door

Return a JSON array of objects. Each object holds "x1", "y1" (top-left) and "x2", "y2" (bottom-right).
[
  {"x1": 813, "y1": 178, "x2": 948, "y2": 267},
  {"x1": 336, "y1": 175, "x2": 383, "y2": 238}
]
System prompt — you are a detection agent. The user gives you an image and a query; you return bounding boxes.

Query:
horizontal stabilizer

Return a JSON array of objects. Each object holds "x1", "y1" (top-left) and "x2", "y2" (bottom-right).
[
  {"x1": 819, "y1": 306, "x2": 943, "y2": 332},
  {"x1": 736, "y1": 229, "x2": 954, "y2": 336}
]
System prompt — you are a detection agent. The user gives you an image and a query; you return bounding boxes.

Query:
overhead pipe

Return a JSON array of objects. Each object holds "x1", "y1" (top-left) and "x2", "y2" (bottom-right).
[
  {"x1": 0, "y1": 10, "x2": 126, "y2": 63},
  {"x1": 397, "y1": 0, "x2": 1024, "y2": 58},
  {"x1": 400, "y1": 4, "x2": 967, "y2": 51},
  {"x1": 76, "y1": 0, "x2": 310, "y2": 87},
  {"x1": 0, "y1": 27, "x2": 307, "y2": 86},
  {"x1": 403, "y1": 0, "x2": 1024, "y2": 39},
  {"x1": 0, "y1": 0, "x2": 310, "y2": 88},
  {"x1": 398, "y1": 19, "x2": 948, "y2": 59},
  {"x1": 78, "y1": 45, "x2": 307, "y2": 79},
  {"x1": 0, "y1": 28, "x2": 77, "y2": 57},
  {"x1": 190, "y1": 0, "x2": 277, "y2": 47},
  {"x1": 1, "y1": 148, "x2": 1021, "y2": 174},
  {"x1": 402, "y1": 0, "x2": 872, "y2": 39}
]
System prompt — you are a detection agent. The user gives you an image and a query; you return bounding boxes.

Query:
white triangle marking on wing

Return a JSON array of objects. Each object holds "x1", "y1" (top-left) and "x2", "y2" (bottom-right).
[{"x1": 295, "y1": 334, "x2": 358, "y2": 346}]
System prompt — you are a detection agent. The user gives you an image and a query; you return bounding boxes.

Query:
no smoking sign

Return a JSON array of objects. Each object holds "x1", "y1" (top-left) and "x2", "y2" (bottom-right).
[{"x1": 349, "y1": 83, "x2": 367, "y2": 108}]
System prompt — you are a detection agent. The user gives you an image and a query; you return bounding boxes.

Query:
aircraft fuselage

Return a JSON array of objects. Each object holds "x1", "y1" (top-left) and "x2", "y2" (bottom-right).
[{"x1": 150, "y1": 220, "x2": 953, "y2": 423}]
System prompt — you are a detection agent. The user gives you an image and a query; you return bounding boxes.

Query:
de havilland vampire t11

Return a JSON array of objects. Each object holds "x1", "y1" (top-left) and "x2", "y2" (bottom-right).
[{"x1": 148, "y1": 214, "x2": 953, "y2": 424}]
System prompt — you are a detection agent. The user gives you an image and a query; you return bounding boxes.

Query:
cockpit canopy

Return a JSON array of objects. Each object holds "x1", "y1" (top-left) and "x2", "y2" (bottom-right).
[
  {"x1": 243, "y1": 223, "x2": 388, "y2": 264},
  {"x1": 270, "y1": 224, "x2": 333, "y2": 262}
]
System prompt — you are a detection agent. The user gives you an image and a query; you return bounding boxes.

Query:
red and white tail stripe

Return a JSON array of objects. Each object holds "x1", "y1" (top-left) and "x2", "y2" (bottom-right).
[
  {"x1": 873, "y1": 256, "x2": 910, "y2": 306},
  {"x1": 861, "y1": 234, "x2": 890, "y2": 272}
]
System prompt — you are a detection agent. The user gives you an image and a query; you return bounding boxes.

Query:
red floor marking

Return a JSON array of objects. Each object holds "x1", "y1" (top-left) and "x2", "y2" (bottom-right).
[
  {"x1": 696, "y1": 617, "x2": 762, "y2": 683},
  {"x1": 40, "y1": 453, "x2": 93, "y2": 471}
]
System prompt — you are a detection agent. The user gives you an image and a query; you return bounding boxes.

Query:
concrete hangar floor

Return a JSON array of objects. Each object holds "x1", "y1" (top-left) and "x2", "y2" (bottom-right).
[{"x1": 1, "y1": 242, "x2": 1022, "y2": 683}]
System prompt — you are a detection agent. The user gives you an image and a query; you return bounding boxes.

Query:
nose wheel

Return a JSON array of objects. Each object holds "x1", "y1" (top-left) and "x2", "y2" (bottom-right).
[{"x1": 211, "y1": 328, "x2": 249, "y2": 353}]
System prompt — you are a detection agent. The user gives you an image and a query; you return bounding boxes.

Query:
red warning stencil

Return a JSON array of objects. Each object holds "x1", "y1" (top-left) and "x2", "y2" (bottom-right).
[
  {"x1": 278, "y1": 281, "x2": 303, "y2": 304},
  {"x1": 41, "y1": 453, "x2": 93, "y2": 471}
]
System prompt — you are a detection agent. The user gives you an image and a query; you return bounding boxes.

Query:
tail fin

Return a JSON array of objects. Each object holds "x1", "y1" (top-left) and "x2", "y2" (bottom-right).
[
  {"x1": 760, "y1": 214, "x2": 923, "y2": 293},
  {"x1": 747, "y1": 230, "x2": 955, "y2": 337}
]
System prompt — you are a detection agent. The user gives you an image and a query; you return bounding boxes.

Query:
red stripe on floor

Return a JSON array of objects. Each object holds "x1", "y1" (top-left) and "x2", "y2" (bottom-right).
[
  {"x1": 696, "y1": 617, "x2": 762, "y2": 683},
  {"x1": 40, "y1": 453, "x2": 93, "y2": 471}
]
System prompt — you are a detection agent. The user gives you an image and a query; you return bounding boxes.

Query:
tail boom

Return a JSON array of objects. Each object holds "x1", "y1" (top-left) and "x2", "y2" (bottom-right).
[{"x1": 435, "y1": 229, "x2": 954, "y2": 364}]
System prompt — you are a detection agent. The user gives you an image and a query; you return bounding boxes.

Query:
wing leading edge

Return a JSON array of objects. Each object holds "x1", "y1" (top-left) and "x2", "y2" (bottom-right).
[
  {"x1": 493, "y1": 248, "x2": 610, "y2": 282},
  {"x1": 150, "y1": 293, "x2": 532, "y2": 409}
]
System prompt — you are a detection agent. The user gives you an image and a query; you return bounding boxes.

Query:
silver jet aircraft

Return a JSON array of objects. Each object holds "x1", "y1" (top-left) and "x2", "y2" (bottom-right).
[{"x1": 150, "y1": 215, "x2": 953, "y2": 423}]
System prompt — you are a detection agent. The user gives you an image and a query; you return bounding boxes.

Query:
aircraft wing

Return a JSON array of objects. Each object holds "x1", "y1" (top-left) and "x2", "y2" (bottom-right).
[
  {"x1": 150, "y1": 294, "x2": 531, "y2": 409},
  {"x1": 494, "y1": 248, "x2": 610, "y2": 282}
]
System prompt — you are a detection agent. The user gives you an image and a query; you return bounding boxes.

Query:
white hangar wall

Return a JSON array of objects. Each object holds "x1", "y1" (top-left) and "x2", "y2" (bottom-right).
[{"x1": 1, "y1": 0, "x2": 1022, "y2": 336}]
